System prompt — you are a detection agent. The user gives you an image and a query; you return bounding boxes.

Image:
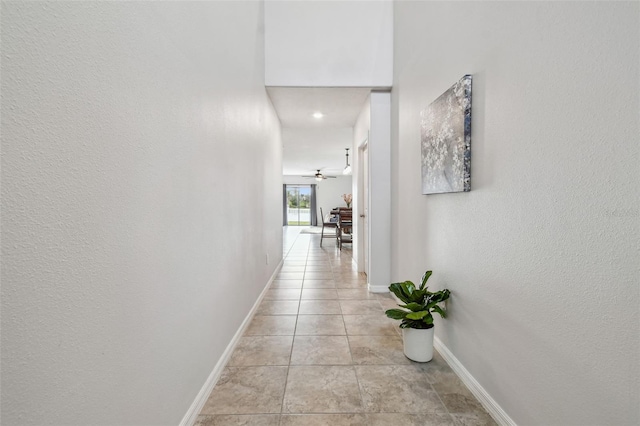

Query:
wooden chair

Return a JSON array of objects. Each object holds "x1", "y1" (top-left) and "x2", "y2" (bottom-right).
[
  {"x1": 336, "y1": 208, "x2": 353, "y2": 250},
  {"x1": 319, "y1": 207, "x2": 338, "y2": 247}
]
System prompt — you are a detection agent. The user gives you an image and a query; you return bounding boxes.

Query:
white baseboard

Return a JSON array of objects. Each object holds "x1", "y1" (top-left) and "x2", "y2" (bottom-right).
[
  {"x1": 179, "y1": 259, "x2": 284, "y2": 426},
  {"x1": 368, "y1": 283, "x2": 389, "y2": 293},
  {"x1": 434, "y1": 337, "x2": 516, "y2": 426}
]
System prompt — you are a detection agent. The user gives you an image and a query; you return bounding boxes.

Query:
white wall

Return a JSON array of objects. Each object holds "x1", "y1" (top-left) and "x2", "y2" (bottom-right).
[
  {"x1": 265, "y1": 0, "x2": 393, "y2": 87},
  {"x1": 1, "y1": 2, "x2": 282, "y2": 425},
  {"x1": 283, "y1": 176, "x2": 353, "y2": 224},
  {"x1": 392, "y1": 2, "x2": 639, "y2": 425},
  {"x1": 353, "y1": 96, "x2": 371, "y2": 270},
  {"x1": 282, "y1": 127, "x2": 353, "y2": 176},
  {"x1": 367, "y1": 93, "x2": 392, "y2": 292},
  {"x1": 352, "y1": 93, "x2": 391, "y2": 289}
]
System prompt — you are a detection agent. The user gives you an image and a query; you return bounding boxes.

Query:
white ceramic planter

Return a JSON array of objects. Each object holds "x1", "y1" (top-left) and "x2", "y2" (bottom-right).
[{"x1": 402, "y1": 327, "x2": 435, "y2": 362}]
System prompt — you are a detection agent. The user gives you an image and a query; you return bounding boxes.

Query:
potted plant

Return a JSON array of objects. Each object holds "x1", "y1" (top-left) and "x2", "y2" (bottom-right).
[
  {"x1": 342, "y1": 193, "x2": 352, "y2": 209},
  {"x1": 385, "y1": 271, "x2": 450, "y2": 362}
]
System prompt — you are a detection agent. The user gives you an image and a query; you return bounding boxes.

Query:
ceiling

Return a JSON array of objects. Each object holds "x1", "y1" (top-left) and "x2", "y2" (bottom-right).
[{"x1": 266, "y1": 87, "x2": 371, "y2": 176}]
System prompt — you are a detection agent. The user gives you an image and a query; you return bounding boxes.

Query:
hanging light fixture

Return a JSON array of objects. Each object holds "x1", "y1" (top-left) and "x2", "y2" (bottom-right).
[{"x1": 343, "y1": 148, "x2": 352, "y2": 175}]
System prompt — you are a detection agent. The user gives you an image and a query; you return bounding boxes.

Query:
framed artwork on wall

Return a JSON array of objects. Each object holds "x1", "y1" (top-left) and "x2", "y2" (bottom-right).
[{"x1": 421, "y1": 75, "x2": 472, "y2": 194}]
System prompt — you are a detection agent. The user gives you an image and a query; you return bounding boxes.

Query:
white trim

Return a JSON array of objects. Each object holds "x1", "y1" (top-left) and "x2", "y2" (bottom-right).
[
  {"x1": 368, "y1": 283, "x2": 389, "y2": 293},
  {"x1": 366, "y1": 92, "x2": 392, "y2": 292},
  {"x1": 356, "y1": 136, "x2": 369, "y2": 274},
  {"x1": 434, "y1": 336, "x2": 517, "y2": 426},
  {"x1": 179, "y1": 259, "x2": 284, "y2": 426}
]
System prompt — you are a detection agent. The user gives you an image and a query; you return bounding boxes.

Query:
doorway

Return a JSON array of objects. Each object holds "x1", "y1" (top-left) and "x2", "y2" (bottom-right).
[
  {"x1": 358, "y1": 138, "x2": 369, "y2": 276},
  {"x1": 285, "y1": 185, "x2": 311, "y2": 226}
]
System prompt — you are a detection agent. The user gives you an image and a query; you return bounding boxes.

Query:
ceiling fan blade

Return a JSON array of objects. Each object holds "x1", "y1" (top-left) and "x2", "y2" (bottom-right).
[{"x1": 297, "y1": 170, "x2": 338, "y2": 180}]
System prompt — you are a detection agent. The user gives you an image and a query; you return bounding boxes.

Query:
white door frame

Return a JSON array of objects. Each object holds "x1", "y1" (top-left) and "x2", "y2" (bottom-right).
[
  {"x1": 357, "y1": 138, "x2": 369, "y2": 276},
  {"x1": 366, "y1": 91, "x2": 391, "y2": 293}
]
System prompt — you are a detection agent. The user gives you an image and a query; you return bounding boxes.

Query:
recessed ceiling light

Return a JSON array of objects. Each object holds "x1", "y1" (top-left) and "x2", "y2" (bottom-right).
[{"x1": 312, "y1": 112, "x2": 324, "y2": 119}]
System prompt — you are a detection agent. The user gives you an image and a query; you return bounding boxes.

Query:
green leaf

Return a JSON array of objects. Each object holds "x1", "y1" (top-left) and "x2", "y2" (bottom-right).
[
  {"x1": 414, "y1": 288, "x2": 426, "y2": 300},
  {"x1": 402, "y1": 281, "x2": 416, "y2": 296},
  {"x1": 429, "y1": 289, "x2": 451, "y2": 303},
  {"x1": 390, "y1": 281, "x2": 422, "y2": 303},
  {"x1": 385, "y1": 309, "x2": 408, "y2": 320},
  {"x1": 400, "y1": 302, "x2": 424, "y2": 312},
  {"x1": 405, "y1": 310, "x2": 429, "y2": 320},
  {"x1": 400, "y1": 318, "x2": 434, "y2": 329},
  {"x1": 432, "y1": 305, "x2": 447, "y2": 318},
  {"x1": 420, "y1": 271, "x2": 433, "y2": 290},
  {"x1": 388, "y1": 283, "x2": 408, "y2": 302}
]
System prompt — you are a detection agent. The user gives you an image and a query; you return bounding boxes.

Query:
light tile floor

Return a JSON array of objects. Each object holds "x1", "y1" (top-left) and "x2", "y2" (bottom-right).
[{"x1": 197, "y1": 229, "x2": 496, "y2": 426}]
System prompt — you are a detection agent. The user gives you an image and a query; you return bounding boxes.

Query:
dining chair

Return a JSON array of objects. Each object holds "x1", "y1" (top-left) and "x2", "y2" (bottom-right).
[
  {"x1": 337, "y1": 208, "x2": 353, "y2": 250},
  {"x1": 319, "y1": 207, "x2": 338, "y2": 247}
]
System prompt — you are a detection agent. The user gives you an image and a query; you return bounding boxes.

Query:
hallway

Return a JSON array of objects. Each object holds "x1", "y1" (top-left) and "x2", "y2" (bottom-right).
[{"x1": 195, "y1": 230, "x2": 495, "y2": 425}]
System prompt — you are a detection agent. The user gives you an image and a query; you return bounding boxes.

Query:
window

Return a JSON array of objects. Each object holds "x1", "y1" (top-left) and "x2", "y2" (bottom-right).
[{"x1": 285, "y1": 185, "x2": 311, "y2": 226}]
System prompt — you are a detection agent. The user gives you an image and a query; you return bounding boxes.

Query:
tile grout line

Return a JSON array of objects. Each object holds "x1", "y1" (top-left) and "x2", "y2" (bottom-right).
[
  {"x1": 278, "y1": 232, "x2": 318, "y2": 421},
  {"x1": 203, "y1": 232, "x2": 488, "y2": 423},
  {"x1": 430, "y1": 379, "x2": 459, "y2": 425},
  {"x1": 277, "y1": 232, "x2": 308, "y2": 422},
  {"x1": 339, "y1": 269, "x2": 369, "y2": 419}
]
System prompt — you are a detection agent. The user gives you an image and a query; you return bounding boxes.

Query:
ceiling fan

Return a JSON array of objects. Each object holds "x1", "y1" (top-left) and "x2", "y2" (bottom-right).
[{"x1": 302, "y1": 169, "x2": 337, "y2": 181}]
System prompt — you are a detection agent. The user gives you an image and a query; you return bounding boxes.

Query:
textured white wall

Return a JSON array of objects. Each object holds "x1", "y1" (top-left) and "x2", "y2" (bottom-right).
[
  {"x1": 1, "y1": 2, "x2": 282, "y2": 425},
  {"x1": 282, "y1": 127, "x2": 353, "y2": 176},
  {"x1": 392, "y1": 2, "x2": 639, "y2": 425},
  {"x1": 353, "y1": 96, "x2": 371, "y2": 271},
  {"x1": 367, "y1": 93, "x2": 392, "y2": 292},
  {"x1": 265, "y1": 0, "x2": 393, "y2": 87},
  {"x1": 352, "y1": 93, "x2": 392, "y2": 284}
]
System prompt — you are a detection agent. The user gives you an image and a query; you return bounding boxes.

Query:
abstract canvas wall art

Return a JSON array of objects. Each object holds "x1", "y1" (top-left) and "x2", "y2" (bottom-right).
[{"x1": 421, "y1": 75, "x2": 472, "y2": 194}]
